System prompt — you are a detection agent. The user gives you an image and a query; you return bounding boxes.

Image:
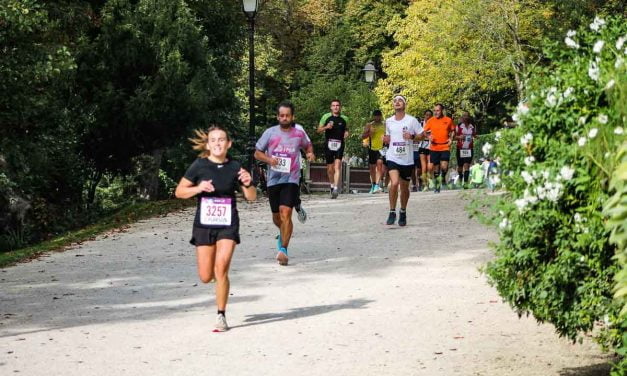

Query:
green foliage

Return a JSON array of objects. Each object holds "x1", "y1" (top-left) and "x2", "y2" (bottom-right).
[
  {"x1": 292, "y1": 78, "x2": 377, "y2": 159},
  {"x1": 77, "y1": 0, "x2": 240, "y2": 174},
  {"x1": 482, "y1": 16, "x2": 626, "y2": 353},
  {"x1": 376, "y1": 0, "x2": 535, "y2": 124},
  {"x1": 604, "y1": 43, "x2": 627, "y2": 374},
  {"x1": 0, "y1": 0, "x2": 245, "y2": 253}
]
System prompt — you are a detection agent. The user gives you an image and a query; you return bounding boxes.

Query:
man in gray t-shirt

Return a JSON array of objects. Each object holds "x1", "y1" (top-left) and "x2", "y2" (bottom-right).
[{"x1": 254, "y1": 101, "x2": 315, "y2": 266}]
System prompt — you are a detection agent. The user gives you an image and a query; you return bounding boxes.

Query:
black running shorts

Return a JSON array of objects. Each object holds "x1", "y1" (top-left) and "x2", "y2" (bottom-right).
[
  {"x1": 456, "y1": 148, "x2": 473, "y2": 166},
  {"x1": 386, "y1": 160, "x2": 414, "y2": 181},
  {"x1": 190, "y1": 225, "x2": 240, "y2": 246},
  {"x1": 429, "y1": 150, "x2": 450, "y2": 164},
  {"x1": 324, "y1": 144, "x2": 345, "y2": 165},
  {"x1": 268, "y1": 183, "x2": 300, "y2": 213},
  {"x1": 368, "y1": 149, "x2": 383, "y2": 165}
]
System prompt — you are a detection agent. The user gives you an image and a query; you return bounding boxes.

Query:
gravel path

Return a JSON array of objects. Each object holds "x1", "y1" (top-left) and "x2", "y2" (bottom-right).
[{"x1": 0, "y1": 191, "x2": 612, "y2": 375}]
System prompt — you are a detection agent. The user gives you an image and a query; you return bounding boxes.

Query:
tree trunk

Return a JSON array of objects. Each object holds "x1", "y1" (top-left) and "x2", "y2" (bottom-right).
[
  {"x1": 139, "y1": 148, "x2": 164, "y2": 201},
  {"x1": 86, "y1": 170, "x2": 103, "y2": 206}
]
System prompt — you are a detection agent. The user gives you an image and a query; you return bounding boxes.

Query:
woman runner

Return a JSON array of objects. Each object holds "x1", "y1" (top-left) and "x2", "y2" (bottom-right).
[{"x1": 175, "y1": 126, "x2": 257, "y2": 332}]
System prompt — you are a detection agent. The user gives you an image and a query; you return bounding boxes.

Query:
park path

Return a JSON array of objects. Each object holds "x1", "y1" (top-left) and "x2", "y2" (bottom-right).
[{"x1": 0, "y1": 191, "x2": 612, "y2": 375}]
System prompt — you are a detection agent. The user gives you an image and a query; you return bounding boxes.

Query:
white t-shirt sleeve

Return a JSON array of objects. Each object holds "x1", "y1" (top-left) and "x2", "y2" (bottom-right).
[
  {"x1": 413, "y1": 117, "x2": 423, "y2": 135},
  {"x1": 385, "y1": 119, "x2": 390, "y2": 136}
]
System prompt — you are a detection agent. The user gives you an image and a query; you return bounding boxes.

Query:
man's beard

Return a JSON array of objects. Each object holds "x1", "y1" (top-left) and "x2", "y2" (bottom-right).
[{"x1": 279, "y1": 121, "x2": 291, "y2": 128}]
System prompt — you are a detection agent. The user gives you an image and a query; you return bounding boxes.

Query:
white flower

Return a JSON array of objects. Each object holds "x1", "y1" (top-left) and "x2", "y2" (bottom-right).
[
  {"x1": 565, "y1": 37, "x2": 580, "y2": 49},
  {"x1": 578, "y1": 137, "x2": 587, "y2": 147},
  {"x1": 513, "y1": 102, "x2": 529, "y2": 123},
  {"x1": 542, "y1": 170, "x2": 550, "y2": 180},
  {"x1": 588, "y1": 61, "x2": 600, "y2": 81},
  {"x1": 578, "y1": 116, "x2": 587, "y2": 125},
  {"x1": 574, "y1": 213, "x2": 582, "y2": 223},
  {"x1": 560, "y1": 166, "x2": 575, "y2": 180},
  {"x1": 482, "y1": 142, "x2": 493, "y2": 156},
  {"x1": 567, "y1": 30, "x2": 576, "y2": 38},
  {"x1": 563, "y1": 87, "x2": 575, "y2": 98},
  {"x1": 604, "y1": 152, "x2": 611, "y2": 159},
  {"x1": 525, "y1": 192, "x2": 538, "y2": 205},
  {"x1": 588, "y1": 128, "x2": 598, "y2": 138},
  {"x1": 524, "y1": 156, "x2": 535, "y2": 166},
  {"x1": 593, "y1": 40, "x2": 605, "y2": 53},
  {"x1": 618, "y1": 36, "x2": 627, "y2": 50},
  {"x1": 597, "y1": 114, "x2": 608, "y2": 124},
  {"x1": 590, "y1": 16, "x2": 605, "y2": 32},
  {"x1": 545, "y1": 87, "x2": 559, "y2": 107},
  {"x1": 617, "y1": 56, "x2": 625, "y2": 69},
  {"x1": 605, "y1": 79, "x2": 615, "y2": 90},
  {"x1": 520, "y1": 132, "x2": 533, "y2": 147},
  {"x1": 545, "y1": 181, "x2": 564, "y2": 202},
  {"x1": 495, "y1": 131, "x2": 502, "y2": 141},
  {"x1": 499, "y1": 218, "x2": 510, "y2": 230},
  {"x1": 536, "y1": 185, "x2": 547, "y2": 200},
  {"x1": 521, "y1": 171, "x2": 534, "y2": 184},
  {"x1": 515, "y1": 198, "x2": 528, "y2": 212},
  {"x1": 517, "y1": 102, "x2": 530, "y2": 115},
  {"x1": 615, "y1": 127, "x2": 624, "y2": 135}
]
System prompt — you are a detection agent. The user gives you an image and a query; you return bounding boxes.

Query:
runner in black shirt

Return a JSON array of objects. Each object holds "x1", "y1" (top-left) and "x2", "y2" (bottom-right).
[
  {"x1": 317, "y1": 99, "x2": 349, "y2": 199},
  {"x1": 175, "y1": 126, "x2": 256, "y2": 332}
]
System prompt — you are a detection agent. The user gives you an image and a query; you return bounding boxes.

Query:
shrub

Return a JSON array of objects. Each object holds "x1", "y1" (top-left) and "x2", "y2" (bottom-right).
[{"x1": 479, "y1": 15, "x2": 626, "y2": 354}]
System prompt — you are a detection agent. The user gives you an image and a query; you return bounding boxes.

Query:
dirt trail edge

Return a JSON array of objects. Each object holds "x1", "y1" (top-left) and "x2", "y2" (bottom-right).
[{"x1": 0, "y1": 191, "x2": 611, "y2": 375}]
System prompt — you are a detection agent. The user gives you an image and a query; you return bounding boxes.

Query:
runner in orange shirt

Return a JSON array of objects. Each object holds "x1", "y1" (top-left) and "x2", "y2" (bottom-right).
[{"x1": 421, "y1": 103, "x2": 455, "y2": 193}]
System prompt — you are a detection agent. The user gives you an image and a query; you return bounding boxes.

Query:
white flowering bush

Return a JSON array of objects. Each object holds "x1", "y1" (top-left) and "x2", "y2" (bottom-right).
[{"x1": 477, "y1": 16, "x2": 627, "y2": 353}]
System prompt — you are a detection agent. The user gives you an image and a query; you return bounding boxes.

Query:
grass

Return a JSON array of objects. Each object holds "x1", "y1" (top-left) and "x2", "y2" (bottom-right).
[{"x1": 0, "y1": 199, "x2": 194, "y2": 268}]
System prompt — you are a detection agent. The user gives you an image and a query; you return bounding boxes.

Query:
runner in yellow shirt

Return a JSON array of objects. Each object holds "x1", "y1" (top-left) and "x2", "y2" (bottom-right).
[{"x1": 361, "y1": 109, "x2": 386, "y2": 193}]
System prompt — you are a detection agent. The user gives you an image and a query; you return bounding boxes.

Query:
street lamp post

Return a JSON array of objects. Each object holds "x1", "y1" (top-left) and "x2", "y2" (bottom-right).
[
  {"x1": 363, "y1": 60, "x2": 377, "y2": 87},
  {"x1": 242, "y1": 0, "x2": 258, "y2": 171},
  {"x1": 363, "y1": 60, "x2": 378, "y2": 112}
]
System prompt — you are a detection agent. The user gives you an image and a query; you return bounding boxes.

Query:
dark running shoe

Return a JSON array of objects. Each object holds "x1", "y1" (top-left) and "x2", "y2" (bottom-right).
[
  {"x1": 386, "y1": 211, "x2": 396, "y2": 225},
  {"x1": 398, "y1": 211, "x2": 407, "y2": 226}
]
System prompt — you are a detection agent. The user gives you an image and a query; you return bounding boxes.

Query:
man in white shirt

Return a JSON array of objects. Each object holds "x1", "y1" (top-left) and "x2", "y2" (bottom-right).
[{"x1": 383, "y1": 95, "x2": 423, "y2": 227}]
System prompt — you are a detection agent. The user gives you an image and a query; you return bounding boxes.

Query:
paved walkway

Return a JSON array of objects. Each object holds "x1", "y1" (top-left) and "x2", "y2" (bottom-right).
[{"x1": 0, "y1": 191, "x2": 611, "y2": 375}]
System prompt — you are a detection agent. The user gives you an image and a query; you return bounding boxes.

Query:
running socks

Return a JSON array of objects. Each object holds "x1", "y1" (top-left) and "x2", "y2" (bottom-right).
[{"x1": 218, "y1": 310, "x2": 225, "y2": 316}]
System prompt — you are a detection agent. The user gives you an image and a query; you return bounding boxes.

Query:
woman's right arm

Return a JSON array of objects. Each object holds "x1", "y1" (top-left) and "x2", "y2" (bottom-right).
[{"x1": 175, "y1": 177, "x2": 201, "y2": 199}]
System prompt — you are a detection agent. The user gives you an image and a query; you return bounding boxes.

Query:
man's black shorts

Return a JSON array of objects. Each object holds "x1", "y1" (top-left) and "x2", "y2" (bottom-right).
[
  {"x1": 456, "y1": 148, "x2": 473, "y2": 166},
  {"x1": 430, "y1": 150, "x2": 450, "y2": 164},
  {"x1": 418, "y1": 147, "x2": 430, "y2": 155},
  {"x1": 324, "y1": 144, "x2": 345, "y2": 164},
  {"x1": 368, "y1": 149, "x2": 383, "y2": 165},
  {"x1": 386, "y1": 160, "x2": 414, "y2": 181},
  {"x1": 268, "y1": 183, "x2": 300, "y2": 213},
  {"x1": 190, "y1": 225, "x2": 240, "y2": 246}
]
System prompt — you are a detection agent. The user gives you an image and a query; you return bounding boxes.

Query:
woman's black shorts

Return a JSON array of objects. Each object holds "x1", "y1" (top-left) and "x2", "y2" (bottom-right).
[{"x1": 190, "y1": 225, "x2": 240, "y2": 246}]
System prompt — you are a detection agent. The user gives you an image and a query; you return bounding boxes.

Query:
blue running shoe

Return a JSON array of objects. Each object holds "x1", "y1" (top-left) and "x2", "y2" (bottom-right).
[{"x1": 277, "y1": 247, "x2": 288, "y2": 266}]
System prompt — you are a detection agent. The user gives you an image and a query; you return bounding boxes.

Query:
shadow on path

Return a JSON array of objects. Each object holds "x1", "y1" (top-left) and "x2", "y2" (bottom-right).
[
  {"x1": 231, "y1": 298, "x2": 373, "y2": 329},
  {"x1": 559, "y1": 361, "x2": 613, "y2": 376}
]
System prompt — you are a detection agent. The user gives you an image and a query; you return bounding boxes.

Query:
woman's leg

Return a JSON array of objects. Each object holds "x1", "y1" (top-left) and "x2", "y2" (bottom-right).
[
  {"x1": 196, "y1": 245, "x2": 217, "y2": 283},
  {"x1": 214, "y1": 239, "x2": 236, "y2": 311}
]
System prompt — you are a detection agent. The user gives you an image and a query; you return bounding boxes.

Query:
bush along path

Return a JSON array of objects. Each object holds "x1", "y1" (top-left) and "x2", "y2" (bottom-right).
[{"x1": 474, "y1": 15, "x2": 627, "y2": 373}]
